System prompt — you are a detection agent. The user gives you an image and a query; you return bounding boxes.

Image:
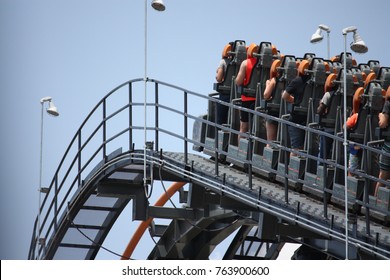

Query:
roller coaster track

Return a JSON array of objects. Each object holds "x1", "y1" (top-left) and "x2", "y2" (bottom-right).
[{"x1": 28, "y1": 78, "x2": 390, "y2": 260}]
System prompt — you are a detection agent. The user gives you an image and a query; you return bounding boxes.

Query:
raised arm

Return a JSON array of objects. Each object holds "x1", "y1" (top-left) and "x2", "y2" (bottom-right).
[
  {"x1": 263, "y1": 78, "x2": 276, "y2": 100},
  {"x1": 282, "y1": 89, "x2": 294, "y2": 104},
  {"x1": 216, "y1": 67, "x2": 224, "y2": 83},
  {"x1": 379, "y1": 101, "x2": 390, "y2": 128},
  {"x1": 379, "y1": 112, "x2": 389, "y2": 128}
]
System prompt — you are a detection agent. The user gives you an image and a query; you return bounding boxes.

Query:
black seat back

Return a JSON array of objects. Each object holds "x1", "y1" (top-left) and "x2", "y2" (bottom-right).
[
  {"x1": 290, "y1": 60, "x2": 312, "y2": 121},
  {"x1": 265, "y1": 55, "x2": 297, "y2": 117},
  {"x1": 349, "y1": 81, "x2": 384, "y2": 143},
  {"x1": 378, "y1": 67, "x2": 390, "y2": 91},
  {"x1": 214, "y1": 40, "x2": 246, "y2": 94},
  {"x1": 310, "y1": 58, "x2": 328, "y2": 113},
  {"x1": 318, "y1": 90, "x2": 342, "y2": 129},
  {"x1": 368, "y1": 60, "x2": 381, "y2": 76},
  {"x1": 358, "y1": 63, "x2": 372, "y2": 77},
  {"x1": 351, "y1": 67, "x2": 365, "y2": 87},
  {"x1": 340, "y1": 52, "x2": 354, "y2": 69}
]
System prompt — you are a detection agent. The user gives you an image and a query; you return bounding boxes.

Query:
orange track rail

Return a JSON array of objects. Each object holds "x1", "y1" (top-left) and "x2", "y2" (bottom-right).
[{"x1": 121, "y1": 181, "x2": 187, "y2": 260}]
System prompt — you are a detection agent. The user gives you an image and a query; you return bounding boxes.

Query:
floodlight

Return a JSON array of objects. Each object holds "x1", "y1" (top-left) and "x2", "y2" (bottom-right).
[{"x1": 151, "y1": 0, "x2": 165, "y2": 11}]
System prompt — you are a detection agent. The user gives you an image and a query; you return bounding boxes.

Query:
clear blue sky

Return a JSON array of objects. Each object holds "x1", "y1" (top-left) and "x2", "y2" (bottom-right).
[{"x1": 1, "y1": 0, "x2": 389, "y2": 260}]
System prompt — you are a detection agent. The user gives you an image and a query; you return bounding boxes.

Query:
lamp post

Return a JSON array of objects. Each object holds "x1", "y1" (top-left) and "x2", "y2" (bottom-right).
[
  {"x1": 342, "y1": 26, "x2": 368, "y2": 259},
  {"x1": 37, "y1": 96, "x2": 59, "y2": 258},
  {"x1": 310, "y1": 24, "x2": 331, "y2": 59},
  {"x1": 144, "y1": 0, "x2": 165, "y2": 189}
]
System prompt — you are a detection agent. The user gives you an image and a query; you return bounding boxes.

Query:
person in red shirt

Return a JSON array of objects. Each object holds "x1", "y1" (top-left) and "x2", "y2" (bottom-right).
[{"x1": 235, "y1": 43, "x2": 258, "y2": 140}]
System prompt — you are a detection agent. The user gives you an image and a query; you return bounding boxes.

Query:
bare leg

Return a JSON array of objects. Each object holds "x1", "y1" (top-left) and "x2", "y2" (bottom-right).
[
  {"x1": 290, "y1": 148, "x2": 301, "y2": 157},
  {"x1": 239, "y1": 121, "x2": 249, "y2": 141},
  {"x1": 266, "y1": 121, "x2": 277, "y2": 147},
  {"x1": 375, "y1": 169, "x2": 390, "y2": 196}
]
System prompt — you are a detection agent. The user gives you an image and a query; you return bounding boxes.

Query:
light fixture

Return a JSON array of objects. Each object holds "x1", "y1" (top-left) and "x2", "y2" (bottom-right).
[
  {"x1": 37, "y1": 96, "x2": 59, "y2": 258},
  {"x1": 310, "y1": 29, "x2": 323, "y2": 43},
  {"x1": 342, "y1": 25, "x2": 368, "y2": 260},
  {"x1": 151, "y1": 0, "x2": 165, "y2": 11},
  {"x1": 351, "y1": 32, "x2": 368, "y2": 54},
  {"x1": 310, "y1": 24, "x2": 331, "y2": 59},
  {"x1": 342, "y1": 26, "x2": 368, "y2": 54},
  {"x1": 46, "y1": 101, "x2": 59, "y2": 116},
  {"x1": 40, "y1": 96, "x2": 59, "y2": 116}
]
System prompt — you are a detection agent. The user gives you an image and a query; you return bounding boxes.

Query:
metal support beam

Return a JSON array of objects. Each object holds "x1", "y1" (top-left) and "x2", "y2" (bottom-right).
[
  {"x1": 148, "y1": 206, "x2": 199, "y2": 220},
  {"x1": 97, "y1": 180, "x2": 147, "y2": 220}
]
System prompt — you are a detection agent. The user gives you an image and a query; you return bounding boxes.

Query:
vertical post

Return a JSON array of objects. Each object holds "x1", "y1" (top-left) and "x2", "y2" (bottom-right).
[
  {"x1": 155, "y1": 82, "x2": 159, "y2": 151},
  {"x1": 214, "y1": 100, "x2": 219, "y2": 176},
  {"x1": 129, "y1": 82, "x2": 133, "y2": 150},
  {"x1": 326, "y1": 31, "x2": 330, "y2": 60},
  {"x1": 323, "y1": 134, "x2": 329, "y2": 219},
  {"x1": 144, "y1": 0, "x2": 148, "y2": 188},
  {"x1": 78, "y1": 130, "x2": 82, "y2": 188},
  {"x1": 36, "y1": 97, "x2": 59, "y2": 259},
  {"x1": 343, "y1": 33, "x2": 349, "y2": 260},
  {"x1": 143, "y1": 0, "x2": 165, "y2": 186},
  {"x1": 364, "y1": 140, "x2": 371, "y2": 234},
  {"x1": 323, "y1": 163, "x2": 328, "y2": 219},
  {"x1": 37, "y1": 102, "x2": 44, "y2": 259},
  {"x1": 39, "y1": 102, "x2": 44, "y2": 209},
  {"x1": 184, "y1": 91, "x2": 188, "y2": 164},
  {"x1": 103, "y1": 99, "x2": 107, "y2": 160},
  {"x1": 283, "y1": 120, "x2": 289, "y2": 203},
  {"x1": 248, "y1": 111, "x2": 253, "y2": 190},
  {"x1": 54, "y1": 174, "x2": 58, "y2": 232},
  {"x1": 364, "y1": 165, "x2": 371, "y2": 234},
  {"x1": 284, "y1": 146, "x2": 289, "y2": 204}
]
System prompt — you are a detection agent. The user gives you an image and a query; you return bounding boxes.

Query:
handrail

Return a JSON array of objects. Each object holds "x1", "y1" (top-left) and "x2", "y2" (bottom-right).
[
  {"x1": 29, "y1": 78, "x2": 142, "y2": 259},
  {"x1": 28, "y1": 77, "x2": 390, "y2": 260}
]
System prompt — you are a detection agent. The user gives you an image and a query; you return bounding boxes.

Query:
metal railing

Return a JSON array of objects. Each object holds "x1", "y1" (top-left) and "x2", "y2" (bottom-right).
[{"x1": 28, "y1": 78, "x2": 390, "y2": 259}]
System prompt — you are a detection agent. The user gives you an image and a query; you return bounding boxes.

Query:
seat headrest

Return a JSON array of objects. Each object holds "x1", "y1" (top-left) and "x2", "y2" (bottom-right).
[
  {"x1": 298, "y1": 59, "x2": 310, "y2": 77},
  {"x1": 222, "y1": 44, "x2": 232, "y2": 59},
  {"x1": 386, "y1": 85, "x2": 390, "y2": 100},
  {"x1": 324, "y1": 73, "x2": 337, "y2": 92},
  {"x1": 324, "y1": 61, "x2": 330, "y2": 72},
  {"x1": 352, "y1": 87, "x2": 364, "y2": 114},
  {"x1": 364, "y1": 72, "x2": 376, "y2": 88},
  {"x1": 247, "y1": 43, "x2": 258, "y2": 58},
  {"x1": 331, "y1": 56, "x2": 340, "y2": 62},
  {"x1": 353, "y1": 74, "x2": 359, "y2": 85},
  {"x1": 361, "y1": 72, "x2": 367, "y2": 82},
  {"x1": 270, "y1": 59, "x2": 281, "y2": 79},
  {"x1": 271, "y1": 44, "x2": 278, "y2": 55}
]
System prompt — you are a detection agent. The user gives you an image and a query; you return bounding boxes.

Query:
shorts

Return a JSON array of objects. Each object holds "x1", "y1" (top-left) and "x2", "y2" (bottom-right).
[
  {"x1": 349, "y1": 153, "x2": 361, "y2": 170},
  {"x1": 266, "y1": 118, "x2": 278, "y2": 125},
  {"x1": 379, "y1": 142, "x2": 390, "y2": 171},
  {"x1": 240, "y1": 100, "x2": 255, "y2": 122},
  {"x1": 267, "y1": 111, "x2": 279, "y2": 125},
  {"x1": 217, "y1": 94, "x2": 230, "y2": 125},
  {"x1": 348, "y1": 144, "x2": 362, "y2": 171},
  {"x1": 287, "y1": 124, "x2": 305, "y2": 149}
]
